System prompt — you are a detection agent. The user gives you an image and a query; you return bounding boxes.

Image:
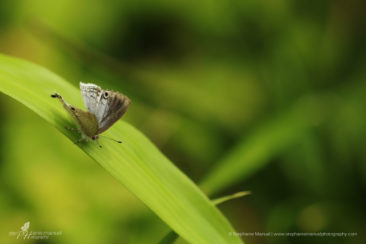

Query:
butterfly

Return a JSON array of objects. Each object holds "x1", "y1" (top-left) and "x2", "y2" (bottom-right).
[{"x1": 51, "y1": 82, "x2": 131, "y2": 147}]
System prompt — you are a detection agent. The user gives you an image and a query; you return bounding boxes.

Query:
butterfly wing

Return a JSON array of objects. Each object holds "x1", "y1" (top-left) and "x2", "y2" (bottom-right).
[
  {"x1": 97, "y1": 90, "x2": 130, "y2": 133},
  {"x1": 80, "y1": 82, "x2": 130, "y2": 134},
  {"x1": 80, "y1": 82, "x2": 103, "y2": 115}
]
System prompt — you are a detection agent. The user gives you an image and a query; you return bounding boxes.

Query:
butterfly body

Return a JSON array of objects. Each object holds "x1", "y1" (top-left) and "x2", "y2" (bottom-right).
[{"x1": 51, "y1": 82, "x2": 130, "y2": 145}]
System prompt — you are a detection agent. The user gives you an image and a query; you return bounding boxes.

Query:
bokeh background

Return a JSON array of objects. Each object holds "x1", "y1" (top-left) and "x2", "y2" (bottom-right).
[{"x1": 0, "y1": 0, "x2": 365, "y2": 243}]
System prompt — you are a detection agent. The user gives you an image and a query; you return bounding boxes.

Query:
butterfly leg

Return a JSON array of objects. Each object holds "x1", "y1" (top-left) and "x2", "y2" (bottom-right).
[
  {"x1": 65, "y1": 126, "x2": 78, "y2": 131},
  {"x1": 73, "y1": 133, "x2": 89, "y2": 146},
  {"x1": 74, "y1": 137, "x2": 86, "y2": 145}
]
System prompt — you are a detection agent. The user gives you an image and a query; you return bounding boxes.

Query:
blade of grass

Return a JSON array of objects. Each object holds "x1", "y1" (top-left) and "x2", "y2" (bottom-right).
[
  {"x1": 159, "y1": 94, "x2": 330, "y2": 243},
  {"x1": 159, "y1": 191, "x2": 251, "y2": 244},
  {"x1": 212, "y1": 191, "x2": 251, "y2": 205},
  {"x1": 0, "y1": 53, "x2": 242, "y2": 244},
  {"x1": 200, "y1": 95, "x2": 329, "y2": 196}
]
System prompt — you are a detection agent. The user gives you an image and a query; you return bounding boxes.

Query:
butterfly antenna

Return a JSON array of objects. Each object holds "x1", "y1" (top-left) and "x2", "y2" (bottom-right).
[{"x1": 100, "y1": 135, "x2": 122, "y2": 144}]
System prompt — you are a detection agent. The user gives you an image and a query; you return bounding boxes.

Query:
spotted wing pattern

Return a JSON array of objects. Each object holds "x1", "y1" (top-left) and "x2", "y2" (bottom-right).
[
  {"x1": 80, "y1": 82, "x2": 130, "y2": 134},
  {"x1": 97, "y1": 90, "x2": 130, "y2": 133}
]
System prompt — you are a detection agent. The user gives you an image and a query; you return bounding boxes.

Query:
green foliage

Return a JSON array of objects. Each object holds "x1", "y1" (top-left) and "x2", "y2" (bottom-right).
[
  {"x1": 0, "y1": 53, "x2": 242, "y2": 244},
  {"x1": 200, "y1": 95, "x2": 329, "y2": 196}
]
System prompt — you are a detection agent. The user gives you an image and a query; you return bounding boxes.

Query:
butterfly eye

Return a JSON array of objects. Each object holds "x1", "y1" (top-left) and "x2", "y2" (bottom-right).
[
  {"x1": 104, "y1": 92, "x2": 109, "y2": 98},
  {"x1": 71, "y1": 106, "x2": 75, "y2": 111}
]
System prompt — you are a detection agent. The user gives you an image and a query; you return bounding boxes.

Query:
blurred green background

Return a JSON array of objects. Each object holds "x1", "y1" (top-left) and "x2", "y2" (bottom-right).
[{"x1": 0, "y1": 0, "x2": 365, "y2": 243}]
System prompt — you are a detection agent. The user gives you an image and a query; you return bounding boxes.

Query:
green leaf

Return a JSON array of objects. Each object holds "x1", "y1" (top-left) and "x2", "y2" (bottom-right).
[
  {"x1": 0, "y1": 53, "x2": 242, "y2": 244},
  {"x1": 159, "y1": 191, "x2": 251, "y2": 244}
]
